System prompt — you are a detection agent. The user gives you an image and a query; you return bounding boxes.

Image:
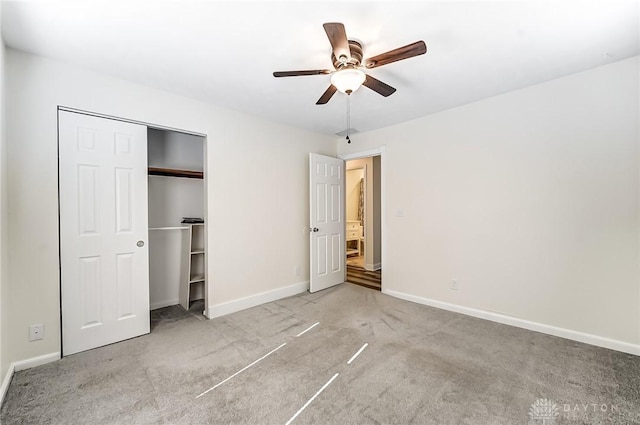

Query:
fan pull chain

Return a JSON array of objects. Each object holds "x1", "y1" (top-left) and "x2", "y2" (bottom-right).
[{"x1": 346, "y1": 93, "x2": 351, "y2": 144}]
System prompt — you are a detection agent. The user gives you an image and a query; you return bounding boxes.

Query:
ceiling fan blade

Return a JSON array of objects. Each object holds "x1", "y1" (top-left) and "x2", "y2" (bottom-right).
[
  {"x1": 323, "y1": 22, "x2": 351, "y2": 62},
  {"x1": 362, "y1": 75, "x2": 396, "y2": 97},
  {"x1": 273, "y1": 70, "x2": 331, "y2": 77},
  {"x1": 365, "y1": 41, "x2": 427, "y2": 69},
  {"x1": 316, "y1": 85, "x2": 338, "y2": 105}
]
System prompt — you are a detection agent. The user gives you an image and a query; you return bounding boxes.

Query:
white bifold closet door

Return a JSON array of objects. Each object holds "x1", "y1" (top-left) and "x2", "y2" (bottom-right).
[{"x1": 59, "y1": 110, "x2": 150, "y2": 356}]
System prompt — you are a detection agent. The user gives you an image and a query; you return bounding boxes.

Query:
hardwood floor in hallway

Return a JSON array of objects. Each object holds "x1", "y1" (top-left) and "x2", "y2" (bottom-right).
[{"x1": 346, "y1": 256, "x2": 381, "y2": 291}]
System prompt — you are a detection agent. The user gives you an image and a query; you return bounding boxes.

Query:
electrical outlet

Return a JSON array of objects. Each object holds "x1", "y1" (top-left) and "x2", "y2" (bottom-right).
[
  {"x1": 450, "y1": 280, "x2": 459, "y2": 291},
  {"x1": 294, "y1": 265, "x2": 301, "y2": 277},
  {"x1": 29, "y1": 324, "x2": 44, "y2": 341}
]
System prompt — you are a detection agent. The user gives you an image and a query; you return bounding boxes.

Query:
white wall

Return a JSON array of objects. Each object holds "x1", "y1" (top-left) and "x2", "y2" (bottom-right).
[
  {"x1": 0, "y1": 1, "x2": 8, "y2": 383},
  {"x1": 5, "y1": 49, "x2": 335, "y2": 364},
  {"x1": 148, "y1": 176, "x2": 204, "y2": 227},
  {"x1": 338, "y1": 57, "x2": 640, "y2": 349},
  {"x1": 148, "y1": 128, "x2": 204, "y2": 172},
  {"x1": 148, "y1": 229, "x2": 185, "y2": 309}
]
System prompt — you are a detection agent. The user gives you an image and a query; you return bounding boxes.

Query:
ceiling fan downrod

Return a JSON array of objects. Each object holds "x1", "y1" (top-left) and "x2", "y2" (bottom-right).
[{"x1": 346, "y1": 93, "x2": 351, "y2": 144}]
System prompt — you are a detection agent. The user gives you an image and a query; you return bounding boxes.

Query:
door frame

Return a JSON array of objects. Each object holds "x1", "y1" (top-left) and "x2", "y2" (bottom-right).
[
  {"x1": 57, "y1": 106, "x2": 210, "y2": 352},
  {"x1": 339, "y1": 146, "x2": 385, "y2": 290}
]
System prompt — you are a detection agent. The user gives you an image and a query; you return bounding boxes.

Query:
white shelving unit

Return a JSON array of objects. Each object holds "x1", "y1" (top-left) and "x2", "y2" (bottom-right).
[{"x1": 180, "y1": 223, "x2": 205, "y2": 310}]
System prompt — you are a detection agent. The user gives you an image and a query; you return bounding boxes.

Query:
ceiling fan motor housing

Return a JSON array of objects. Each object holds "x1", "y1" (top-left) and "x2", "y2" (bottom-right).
[{"x1": 332, "y1": 40, "x2": 363, "y2": 69}]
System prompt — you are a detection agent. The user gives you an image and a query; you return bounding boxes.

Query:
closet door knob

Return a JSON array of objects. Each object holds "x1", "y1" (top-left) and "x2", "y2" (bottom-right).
[
  {"x1": 312, "y1": 227, "x2": 319, "y2": 232},
  {"x1": 137, "y1": 240, "x2": 145, "y2": 247}
]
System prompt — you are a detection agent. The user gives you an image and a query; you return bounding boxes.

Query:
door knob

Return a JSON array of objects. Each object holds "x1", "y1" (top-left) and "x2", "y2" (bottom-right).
[
  {"x1": 137, "y1": 240, "x2": 145, "y2": 247},
  {"x1": 312, "y1": 227, "x2": 319, "y2": 232}
]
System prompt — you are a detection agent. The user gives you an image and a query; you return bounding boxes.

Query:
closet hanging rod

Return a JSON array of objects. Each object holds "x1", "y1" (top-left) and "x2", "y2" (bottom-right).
[{"x1": 148, "y1": 167, "x2": 203, "y2": 179}]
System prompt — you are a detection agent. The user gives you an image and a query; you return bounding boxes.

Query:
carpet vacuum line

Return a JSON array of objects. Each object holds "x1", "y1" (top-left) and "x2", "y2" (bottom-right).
[
  {"x1": 196, "y1": 321, "x2": 321, "y2": 399},
  {"x1": 347, "y1": 343, "x2": 368, "y2": 365},
  {"x1": 284, "y1": 373, "x2": 340, "y2": 425},
  {"x1": 284, "y1": 341, "x2": 370, "y2": 424},
  {"x1": 296, "y1": 321, "x2": 320, "y2": 337},
  {"x1": 196, "y1": 342, "x2": 287, "y2": 399}
]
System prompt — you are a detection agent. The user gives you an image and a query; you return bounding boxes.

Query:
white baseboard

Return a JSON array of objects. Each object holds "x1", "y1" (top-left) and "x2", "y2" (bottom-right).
[
  {"x1": 383, "y1": 289, "x2": 640, "y2": 356},
  {"x1": 13, "y1": 352, "x2": 60, "y2": 372},
  {"x1": 365, "y1": 262, "x2": 382, "y2": 271},
  {"x1": 0, "y1": 362, "x2": 15, "y2": 407},
  {"x1": 1, "y1": 352, "x2": 60, "y2": 407},
  {"x1": 150, "y1": 298, "x2": 179, "y2": 310},
  {"x1": 208, "y1": 281, "x2": 309, "y2": 319}
]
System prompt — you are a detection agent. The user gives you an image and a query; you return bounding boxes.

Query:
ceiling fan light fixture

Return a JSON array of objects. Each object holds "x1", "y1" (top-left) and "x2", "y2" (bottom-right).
[{"x1": 331, "y1": 68, "x2": 366, "y2": 94}]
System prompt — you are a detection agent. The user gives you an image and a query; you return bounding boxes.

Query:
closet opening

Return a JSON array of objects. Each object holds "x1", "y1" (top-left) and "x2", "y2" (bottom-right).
[
  {"x1": 345, "y1": 156, "x2": 382, "y2": 291},
  {"x1": 147, "y1": 128, "x2": 207, "y2": 325}
]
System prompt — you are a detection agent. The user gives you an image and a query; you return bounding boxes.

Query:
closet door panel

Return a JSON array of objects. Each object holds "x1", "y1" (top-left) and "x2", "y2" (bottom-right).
[{"x1": 59, "y1": 110, "x2": 150, "y2": 356}]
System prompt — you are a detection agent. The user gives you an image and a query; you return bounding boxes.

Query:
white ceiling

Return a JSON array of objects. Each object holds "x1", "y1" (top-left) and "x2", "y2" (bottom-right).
[{"x1": 2, "y1": 1, "x2": 639, "y2": 136}]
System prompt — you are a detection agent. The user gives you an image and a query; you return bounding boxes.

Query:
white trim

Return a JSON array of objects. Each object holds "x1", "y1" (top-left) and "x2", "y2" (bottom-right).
[
  {"x1": 208, "y1": 281, "x2": 309, "y2": 318},
  {"x1": 150, "y1": 299, "x2": 180, "y2": 310},
  {"x1": 58, "y1": 106, "x2": 206, "y2": 137},
  {"x1": 1, "y1": 352, "x2": 60, "y2": 406},
  {"x1": 383, "y1": 289, "x2": 640, "y2": 356},
  {"x1": 0, "y1": 363, "x2": 15, "y2": 406},
  {"x1": 365, "y1": 262, "x2": 382, "y2": 271},
  {"x1": 338, "y1": 146, "x2": 386, "y2": 161},
  {"x1": 340, "y1": 146, "x2": 386, "y2": 293},
  {"x1": 13, "y1": 352, "x2": 61, "y2": 371}
]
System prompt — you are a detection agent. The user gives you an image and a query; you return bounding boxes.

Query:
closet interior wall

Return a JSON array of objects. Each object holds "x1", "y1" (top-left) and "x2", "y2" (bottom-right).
[{"x1": 147, "y1": 128, "x2": 205, "y2": 311}]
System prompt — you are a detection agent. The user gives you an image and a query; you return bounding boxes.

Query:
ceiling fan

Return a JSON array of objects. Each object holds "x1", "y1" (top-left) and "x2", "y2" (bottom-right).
[{"x1": 273, "y1": 22, "x2": 427, "y2": 105}]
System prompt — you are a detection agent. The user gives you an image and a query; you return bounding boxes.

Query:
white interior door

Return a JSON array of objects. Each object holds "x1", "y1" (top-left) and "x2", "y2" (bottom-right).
[
  {"x1": 59, "y1": 110, "x2": 150, "y2": 355},
  {"x1": 309, "y1": 153, "x2": 345, "y2": 292}
]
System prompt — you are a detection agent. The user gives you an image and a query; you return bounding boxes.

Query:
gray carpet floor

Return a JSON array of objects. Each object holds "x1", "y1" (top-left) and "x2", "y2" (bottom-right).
[{"x1": 2, "y1": 283, "x2": 639, "y2": 424}]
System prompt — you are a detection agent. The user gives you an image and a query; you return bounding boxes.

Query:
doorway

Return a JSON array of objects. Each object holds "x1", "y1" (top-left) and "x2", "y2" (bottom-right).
[
  {"x1": 345, "y1": 155, "x2": 382, "y2": 291},
  {"x1": 147, "y1": 128, "x2": 206, "y2": 323}
]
